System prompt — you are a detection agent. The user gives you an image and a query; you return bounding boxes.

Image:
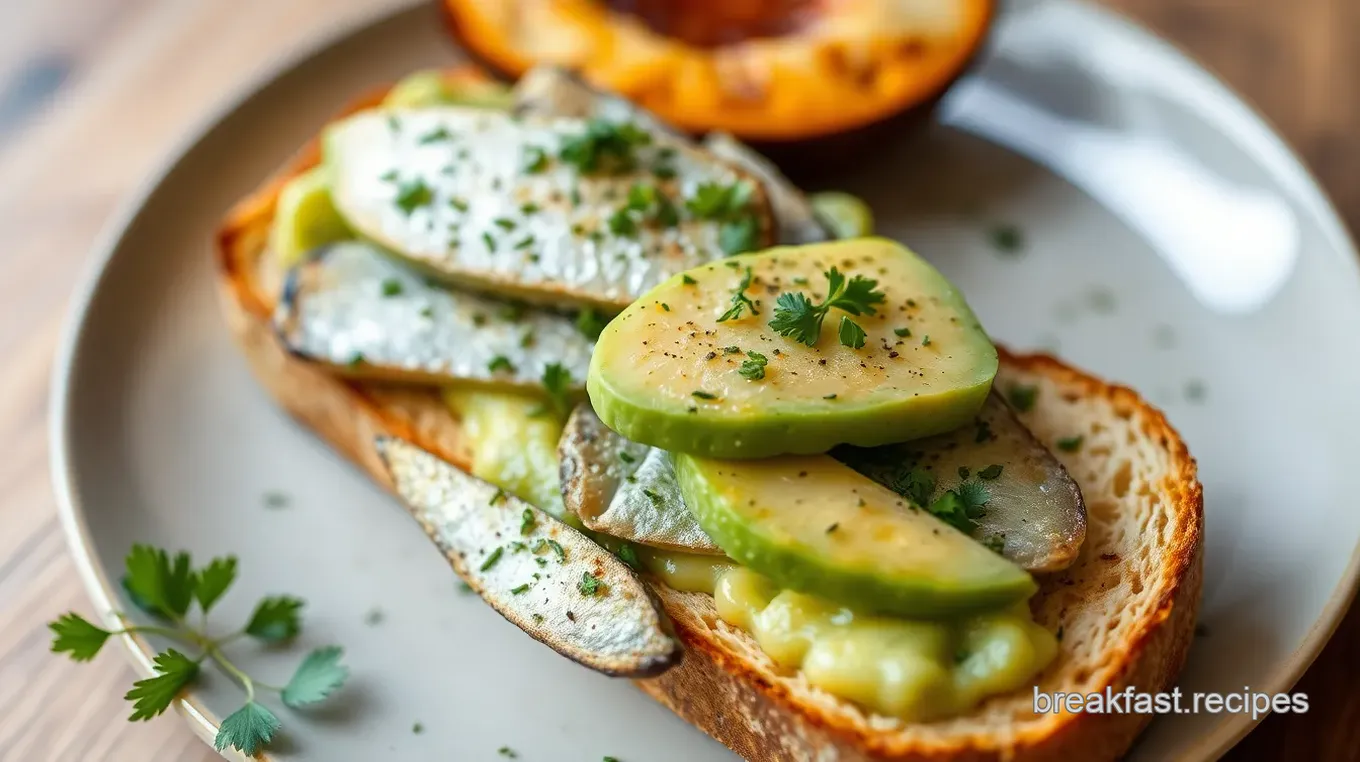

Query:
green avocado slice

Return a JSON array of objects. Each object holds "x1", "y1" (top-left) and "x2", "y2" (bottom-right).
[
  {"x1": 587, "y1": 238, "x2": 997, "y2": 458},
  {"x1": 675, "y1": 453, "x2": 1036, "y2": 618},
  {"x1": 269, "y1": 166, "x2": 353, "y2": 268}
]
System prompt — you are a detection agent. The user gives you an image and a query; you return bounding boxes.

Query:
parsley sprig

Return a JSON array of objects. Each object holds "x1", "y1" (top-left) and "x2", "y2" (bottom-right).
[
  {"x1": 49, "y1": 545, "x2": 349, "y2": 756},
  {"x1": 717, "y1": 267, "x2": 759, "y2": 322},
  {"x1": 768, "y1": 267, "x2": 885, "y2": 347}
]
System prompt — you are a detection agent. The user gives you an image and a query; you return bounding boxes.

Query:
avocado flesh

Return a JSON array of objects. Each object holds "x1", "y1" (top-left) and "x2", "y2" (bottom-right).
[
  {"x1": 383, "y1": 69, "x2": 514, "y2": 110},
  {"x1": 836, "y1": 392, "x2": 1087, "y2": 572},
  {"x1": 269, "y1": 166, "x2": 353, "y2": 268},
  {"x1": 675, "y1": 454, "x2": 1036, "y2": 619},
  {"x1": 588, "y1": 238, "x2": 998, "y2": 459}
]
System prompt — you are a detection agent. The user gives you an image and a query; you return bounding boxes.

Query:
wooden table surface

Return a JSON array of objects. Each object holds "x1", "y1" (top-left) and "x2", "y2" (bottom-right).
[{"x1": 1, "y1": 0, "x2": 1356, "y2": 759}]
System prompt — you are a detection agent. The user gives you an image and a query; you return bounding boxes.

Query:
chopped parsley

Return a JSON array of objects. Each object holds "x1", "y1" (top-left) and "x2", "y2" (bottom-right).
[
  {"x1": 578, "y1": 572, "x2": 604, "y2": 596},
  {"x1": 838, "y1": 315, "x2": 867, "y2": 349},
  {"x1": 493, "y1": 218, "x2": 517, "y2": 231},
  {"x1": 481, "y1": 231, "x2": 496, "y2": 252},
  {"x1": 615, "y1": 544, "x2": 641, "y2": 570},
  {"x1": 1057, "y1": 435, "x2": 1085, "y2": 452},
  {"x1": 394, "y1": 179, "x2": 433, "y2": 215},
  {"x1": 418, "y1": 126, "x2": 452, "y2": 144},
  {"x1": 642, "y1": 489, "x2": 664, "y2": 505},
  {"x1": 977, "y1": 464, "x2": 1004, "y2": 480},
  {"x1": 607, "y1": 207, "x2": 638, "y2": 237},
  {"x1": 1007, "y1": 384, "x2": 1039, "y2": 412},
  {"x1": 988, "y1": 223, "x2": 1024, "y2": 254},
  {"x1": 558, "y1": 119, "x2": 651, "y2": 174},
  {"x1": 823, "y1": 393, "x2": 837, "y2": 400},
  {"x1": 682, "y1": 274, "x2": 697, "y2": 285},
  {"x1": 520, "y1": 508, "x2": 536, "y2": 536},
  {"x1": 479, "y1": 547, "x2": 504, "y2": 572},
  {"x1": 486, "y1": 355, "x2": 515, "y2": 374},
  {"x1": 921, "y1": 335, "x2": 931, "y2": 347},
  {"x1": 541, "y1": 363, "x2": 573, "y2": 415},
  {"x1": 575, "y1": 308, "x2": 610, "y2": 340},
  {"x1": 894, "y1": 326, "x2": 912, "y2": 338},
  {"x1": 716, "y1": 266, "x2": 759, "y2": 322},
  {"x1": 983, "y1": 535, "x2": 1006, "y2": 554},
  {"x1": 618, "y1": 451, "x2": 636, "y2": 464},
  {"x1": 449, "y1": 197, "x2": 469, "y2": 213},
  {"x1": 522, "y1": 146, "x2": 550, "y2": 173},
  {"x1": 686, "y1": 181, "x2": 760, "y2": 255},
  {"x1": 510, "y1": 583, "x2": 531, "y2": 595},
  {"x1": 738, "y1": 351, "x2": 768, "y2": 381},
  {"x1": 718, "y1": 217, "x2": 759, "y2": 256},
  {"x1": 769, "y1": 267, "x2": 885, "y2": 347},
  {"x1": 692, "y1": 390, "x2": 718, "y2": 400}
]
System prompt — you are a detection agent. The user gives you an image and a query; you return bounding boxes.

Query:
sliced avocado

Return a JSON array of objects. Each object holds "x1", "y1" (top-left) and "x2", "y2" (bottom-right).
[
  {"x1": 588, "y1": 238, "x2": 997, "y2": 459},
  {"x1": 274, "y1": 241, "x2": 593, "y2": 393},
  {"x1": 383, "y1": 69, "x2": 514, "y2": 110},
  {"x1": 268, "y1": 166, "x2": 352, "y2": 268},
  {"x1": 675, "y1": 454, "x2": 1036, "y2": 618},
  {"x1": 836, "y1": 392, "x2": 1087, "y2": 572},
  {"x1": 810, "y1": 191, "x2": 874, "y2": 240},
  {"x1": 323, "y1": 107, "x2": 775, "y2": 311},
  {"x1": 444, "y1": 388, "x2": 576, "y2": 524}
]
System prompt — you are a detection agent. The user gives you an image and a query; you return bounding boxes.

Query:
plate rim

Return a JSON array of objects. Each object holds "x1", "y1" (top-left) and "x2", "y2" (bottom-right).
[{"x1": 46, "y1": 1, "x2": 1360, "y2": 760}]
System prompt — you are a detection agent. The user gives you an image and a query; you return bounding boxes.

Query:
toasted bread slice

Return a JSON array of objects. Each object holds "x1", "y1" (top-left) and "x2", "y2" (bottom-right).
[{"x1": 216, "y1": 66, "x2": 1203, "y2": 762}]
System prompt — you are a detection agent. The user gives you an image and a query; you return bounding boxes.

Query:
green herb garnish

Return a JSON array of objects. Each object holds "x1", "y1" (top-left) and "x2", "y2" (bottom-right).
[
  {"x1": 1007, "y1": 384, "x2": 1038, "y2": 412},
  {"x1": 575, "y1": 308, "x2": 609, "y2": 340},
  {"x1": 523, "y1": 146, "x2": 550, "y2": 174},
  {"x1": 578, "y1": 572, "x2": 604, "y2": 596},
  {"x1": 682, "y1": 274, "x2": 697, "y2": 285},
  {"x1": 768, "y1": 267, "x2": 885, "y2": 347},
  {"x1": 894, "y1": 327, "x2": 911, "y2": 338},
  {"x1": 1057, "y1": 435, "x2": 1084, "y2": 452},
  {"x1": 558, "y1": 119, "x2": 651, "y2": 174},
  {"x1": 520, "y1": 508, "x2": 537, "y2": 536},
  {"x1": 487, "y1": 355, "x2": 515, "y2": 374},
  {"x1": 717, "y1": 266, "x2": 759, "y2": 322},
  {"x1": 394, "y1": 179, "x2": 433, "y2": 215},
  {"x1": 977, "y1": 464, "x2": 1003, "y2": 480},
  {"x1": 692, "y1": 390, "x2": 718, "y2": 400},
  {"x1": 738, "y1": 351, "x2": 768, "y2": 381},
  {"x1": 48, "y1": 545, "x2": 349, "y2": 757},
  {"x1": 988, "y1": 223, "x2": 1024, "y2": 254},
  {"x1": 838, "y1": 315, "x2": 867, "y2": 349},
  {"x1": 480, "y1": 547, "x2": 505, "y2": 571},
  {"x1": 541, "y1": 363, "x2": 572, "y2": 415}
]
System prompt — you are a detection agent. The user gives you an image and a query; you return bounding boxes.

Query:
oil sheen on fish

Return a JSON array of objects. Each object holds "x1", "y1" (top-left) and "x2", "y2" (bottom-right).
[
  {"x1": 324, "y1": 107, "x2": 775, "y2": 310},
  {"x1": 376, "y1": 436, "x2": 682, "y2": 677},
  {"x1": 274, "y1": 241, "x2": 592, "y2": 390},
  {"x1": 559, "y1": 405, "x2": 722, "y2": 554}
]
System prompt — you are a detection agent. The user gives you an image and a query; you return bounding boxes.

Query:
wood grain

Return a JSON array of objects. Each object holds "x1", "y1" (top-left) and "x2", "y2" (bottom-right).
[{"x1": 0, "y1": 0, "x2": 1354, "y2": 759}]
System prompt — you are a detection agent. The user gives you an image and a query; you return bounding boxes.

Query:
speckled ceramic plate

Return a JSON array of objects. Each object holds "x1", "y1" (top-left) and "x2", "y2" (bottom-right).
[{"x1": 51, "y1": 1, "x2": 1360, "y2": 760}]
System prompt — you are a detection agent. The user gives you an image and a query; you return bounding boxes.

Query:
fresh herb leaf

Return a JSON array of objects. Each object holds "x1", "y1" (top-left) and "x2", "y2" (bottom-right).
[
  {"x1": 575, "y1": 308, "x2": 609, "y2": 340},
  {"x1": 615, "y1": 544, "x2": 641, "y2": 570},
  {"x1": 193, "y1": 556, "x2": 237, "y2": 614},
  {"x1": 769, "y1": 267, "x2": 885, "y2": 346},
  {"x1": 125, "y1": 648, "x2": 199, "y2": 721},
  {"x1": 607, "y1": 207, "x2": 638, "y2": 237},
  {"x1": 244, "y1": 596, "x2": 304, "y2": 642},
  {"x1": 619, "y1": 451, "x2": 636, "y2": 464},
  {"x1": 738, "y1": 351, "x2": 769, "y2": 381},
  {"x1": 490, "y1": 488, "x2": 507, "y2": 505},
  {"x1": 214, "y1": 701, "x2": 280, "y2": 756},
  {"x1": 977, "y1": 464, "x2": 1003, "y2": 480},
  {"x1": 510, "y1": 583, "x2": 531, "y2": 595},
  {"x1": 925, "y1": 491, "x2": 977, "y2": 535},
  {"x1": 895, "y1": 467, "x2": 936, "y2": 507},
  {"x1": 1007, "y1": 384, "x2": 1038, "y2": 412},
  {"x1": 983, "y1": 535, "x2": 1006, "y2": 554},
  {"x1": 956, "y1": 481, "x2": 991, "y2": 517},
  {"x1": 558, "y1": 119, "x2": 651, "y2": 174},
  {"x1": 541, "y1": 363, "x2": 572, "y2": 415},
  {"x1": 691, "y1": 390, "x2": 718, "y2": 400},
  {"x1": 1057, "y1": 435, "x2": 1085, "y2": 452},
  {"x1": 921, "y1": 334, "x2": 931, "y2": 347},
  {"x1": 49, "y1": 612, "x2": 112, "y2": 662},
  {"x1": 394, "y1": 179, "x2": 433, "y2": 215},
  {"x1": 418, "y1": 126, "x2": 452, "y2": 144},
  {"x1": 520, "y1": 508, "x2": 537, "y2": 536},
  {"x1": 893, "y1": 327, "x2": 912, "y2": 338},
  {"x1": 838, "y1": 316, "x2": 867, "y2": 349},
  {"x1": 578, "y1": 572, "x2": 604, "y2": 596},
  {"x1": 718, "y1": 217, "x2": 758, "y2": 256},
  {"x1": 498, "y1": 748, "x2": 519, "y2": 759},
  {"x1": 487, "y1": 355, "x2": 515, "y2": 374},
  {"x1": 124, "y1": 545, "x2": 195, "y2": 619},
  {"x1": 480, "y1": 547, "x2": 505, "y2": 572},
  {"x1": 522, "y1": 146, "x2": 550, "y2": 174},
  {"x1": 281, "y1": 646, "x2": 349, "y2": 708},
  {"x1": 716, "y1": 266, "x2": 759, "y2": 322}
]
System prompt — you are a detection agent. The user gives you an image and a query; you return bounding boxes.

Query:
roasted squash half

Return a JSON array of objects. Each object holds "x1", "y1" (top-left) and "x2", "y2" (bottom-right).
[{"x1": 440, "y1": 0, "x2": 995, "y2": 144}]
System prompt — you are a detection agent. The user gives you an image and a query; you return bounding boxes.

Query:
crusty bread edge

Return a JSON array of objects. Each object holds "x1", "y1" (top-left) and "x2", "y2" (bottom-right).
[{"x1": 214, "y1": 69, "x2": 1203, "y2": 762}]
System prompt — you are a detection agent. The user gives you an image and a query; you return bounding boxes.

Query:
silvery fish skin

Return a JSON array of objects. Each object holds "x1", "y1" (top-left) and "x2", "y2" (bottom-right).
[
  {"x1": 376, "y1": 436, "x2": 682, "y2": 677},
  {"x1": 559, "y1": 405, "x2": 722, "y2": 554},
  {"x1": 325, "y1": 107, "x2": 775, "y2": 311},
  {"x1": 512, "y1": 67, "x2": 682, "y2": 139},
  {"x1": 512, "y1": 69, "x2": 829, "y2": 248},
  {"x1": 274, "y1": 241, "x2": 593, "y2": 390},
  {"x1": 560, "y1": 396, "x2": 1086, "y2": 571},
  {"x1": 702, "y1": 132, "x2": 832, "y2": 245},
  {"x1": 835, "y1": 393, "x2": 1088, "y2": 573}
]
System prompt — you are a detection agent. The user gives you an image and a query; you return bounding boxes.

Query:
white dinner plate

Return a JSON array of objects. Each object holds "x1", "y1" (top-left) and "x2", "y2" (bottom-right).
[{"x1": 51, "y1": 1, "x2": 1360, "y2": 760}]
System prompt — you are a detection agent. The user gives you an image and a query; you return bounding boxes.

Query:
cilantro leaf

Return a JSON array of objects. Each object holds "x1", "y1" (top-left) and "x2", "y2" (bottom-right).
[
  {"x1": 838, "y1": 316, "x2": 867, "y2": 349},
  {"x1": 49, "y1": 612, "x2": 112, "y2": 662},
  {"x1": 281, "y1": 646, "x2": 350, "y2": 708},
  {"x1": 244, "y1": 596, "x2": 304, "y2": 642},
  {"x1": 214, "y1": 701, "x2": 280, "y2": 756},
  {"x1": 831, "y1": 273, "x2": 886, "y2": 316},
  {"x1": 124, "y1": 545, "x2": 195, "y2": 619},
  {"x1": 541, "y1": 363, "x2": 573, "y2": 415},
  {"x1": 193, "y1": 556, "x2": 237, "y2": 614},
  {"x1": 738, "y1": 351, "x2": 768, "y2": 381},
  {"x1": 125, "y1": 648, "x2": 199, "y2": 721}
]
